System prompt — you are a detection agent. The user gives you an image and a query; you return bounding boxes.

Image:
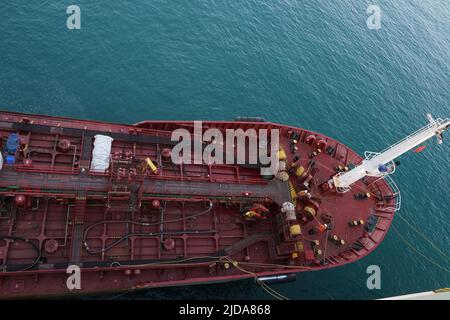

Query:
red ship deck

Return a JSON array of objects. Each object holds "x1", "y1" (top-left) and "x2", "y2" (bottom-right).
[{"x1": 0, "y1": 111, "x2": 397, "y2": 298}]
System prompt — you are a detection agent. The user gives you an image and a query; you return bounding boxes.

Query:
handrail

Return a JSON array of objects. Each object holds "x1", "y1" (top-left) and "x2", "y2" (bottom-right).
[
  {"x1": 382, "y1": 175, "x2": 401, "y2": 212},
  {"x1": 378, "y1": 118, "x2": 447, "y2": 155},
  {"x1": 334, "y1": 116, "x2": 449, "y2": 190}
]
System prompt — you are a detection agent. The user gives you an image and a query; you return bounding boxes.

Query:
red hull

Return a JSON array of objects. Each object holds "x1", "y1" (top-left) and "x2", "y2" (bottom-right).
[{"x1": 0, "y1": 111, "x2": 397, "y2": 298}]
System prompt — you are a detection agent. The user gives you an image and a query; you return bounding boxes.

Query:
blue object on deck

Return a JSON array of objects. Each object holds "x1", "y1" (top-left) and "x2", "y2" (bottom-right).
[
  {"x1": 378, "y1": 164, "x2": 389, "y2": 172},
  {"x1": 5, "y1": 155, "x2": 15, "y2": 165},
  {"x1": 6, "y1": 133, "x2": 19, "y2": 155}
]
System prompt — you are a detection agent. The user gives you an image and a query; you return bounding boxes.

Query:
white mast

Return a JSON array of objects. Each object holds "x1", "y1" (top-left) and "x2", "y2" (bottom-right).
[{"x1": 333, "y1": 114, "x2": 450, "y2": 192}]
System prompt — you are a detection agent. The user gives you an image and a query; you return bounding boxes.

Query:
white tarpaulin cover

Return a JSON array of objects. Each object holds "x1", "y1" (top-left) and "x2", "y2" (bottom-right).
[{"x1": 90, "y1": 135, "x2": 113, "y2": 172}]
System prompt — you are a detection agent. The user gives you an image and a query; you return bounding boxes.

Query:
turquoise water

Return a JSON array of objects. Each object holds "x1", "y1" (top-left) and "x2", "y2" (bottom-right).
[{"x1": 0, "y1": 1, "x2": 448, "y2": 299}]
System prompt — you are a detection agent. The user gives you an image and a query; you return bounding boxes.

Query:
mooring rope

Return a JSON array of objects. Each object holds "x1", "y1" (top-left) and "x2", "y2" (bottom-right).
[
  {"x1": 396, "y1": 213, "x2": 450, "y2": 262},
  {"x1": 391, "y1": 224, "x2": 450, "y2": 273},
  {"x1": 221, "y1": 257, "x2": 290, "y2": 300}
]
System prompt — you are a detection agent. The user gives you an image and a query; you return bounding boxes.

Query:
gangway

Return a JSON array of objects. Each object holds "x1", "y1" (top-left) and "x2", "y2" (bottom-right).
[{"x1": 333, "y1": 114, "x2": 450, "y2": 193}]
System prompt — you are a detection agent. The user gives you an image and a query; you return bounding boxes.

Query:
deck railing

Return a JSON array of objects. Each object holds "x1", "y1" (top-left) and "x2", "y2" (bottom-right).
[{"x1": 382, "y1": 175, "x2": 401, "y2": 212}]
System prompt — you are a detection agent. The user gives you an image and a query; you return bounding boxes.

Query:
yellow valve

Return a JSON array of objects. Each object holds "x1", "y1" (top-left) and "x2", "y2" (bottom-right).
[
  {"x1": 295, "y1": 166, "x2": 305, "y2": 177},
  {"x1": 277, "y1": 148, "x2": 287, "y2": 161},
  {"x1": 289, "y1": 224, "x2": 302, "y2": 236},
  {"x1": 288, "y1": 180, "x2": 298, "y2": 205},
  {"x1": 244, "y1": 211, "x2": 257, "y2": 218},
  {"x1": 295, "y1": 241, "x2": 304, "y2": 251},
  {"x1": 304, "y1": 206, "x2": 316, "y2": 217},
  {"x1": 145, "y1": 157, "x2": 158, "y2": 174}
]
